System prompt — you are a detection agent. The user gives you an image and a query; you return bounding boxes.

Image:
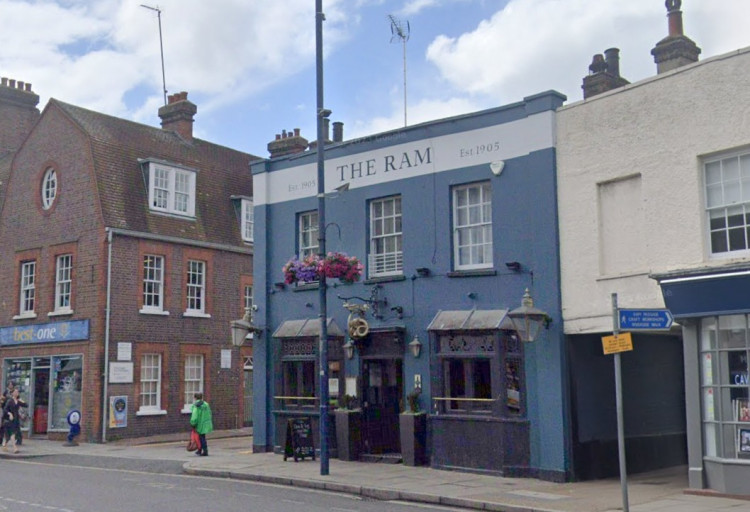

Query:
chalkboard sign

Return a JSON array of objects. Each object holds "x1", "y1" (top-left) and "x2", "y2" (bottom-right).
[{"x1": 284, "y1": 417, "x2": 315, "y2": 462}]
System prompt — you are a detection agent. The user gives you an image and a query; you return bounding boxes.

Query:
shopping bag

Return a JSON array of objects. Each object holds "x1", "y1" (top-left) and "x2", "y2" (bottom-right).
[{"x1": 186, "y1": 429, "x2": 200, "y2": 452}]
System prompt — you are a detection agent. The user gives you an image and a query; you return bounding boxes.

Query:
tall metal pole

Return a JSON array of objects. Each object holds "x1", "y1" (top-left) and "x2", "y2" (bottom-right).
[
  {"x1": 141, "y1": 5, "x2": 168, "y2": 105},
  {"x1": 402, "y1": 37, "x2": 407, "y2": 127},
  {"x1": 315, "y1": 0, "x2": 330, "y2": 476},
  {"x1": 611, "y1": 293, "x2": 629, "y2": 512}
]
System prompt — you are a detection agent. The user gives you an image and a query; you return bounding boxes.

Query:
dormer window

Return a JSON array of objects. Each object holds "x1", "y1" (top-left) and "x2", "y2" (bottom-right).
[{"x1": 146, "y1": 161, "x2": 196, "y2": 217}]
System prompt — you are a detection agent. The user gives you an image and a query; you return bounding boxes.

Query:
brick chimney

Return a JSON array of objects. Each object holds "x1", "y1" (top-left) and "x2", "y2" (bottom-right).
[
  {"x1": 651, "y1": 0, "x2": 700, "y2": 74},
  {"x1": 158, "y1": 91, "x2": 197, "y2": 141},
  {"x1": 0, "y1": 77, "x2": 40, "y2": 153},
  {"x1": 307, "y1": 119, "x2": 331, "y2": 151},
  {"x1": 267, "y1": 128, "x2": 309, "y2": 158},
  {"x1": 581, "y1": 48, "x2": 630, "y2": 99},
  {"x1": 332, "y1": 121, "x2": 344, "y2": 143}
]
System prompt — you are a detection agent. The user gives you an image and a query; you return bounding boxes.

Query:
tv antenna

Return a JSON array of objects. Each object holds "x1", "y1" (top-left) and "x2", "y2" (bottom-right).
[
  {"x1": 141, "y1": 4, "x2": 168, "y2": 105},
  {"x1": 388, "y1": 14, "x2": 410, "y2": 127}
]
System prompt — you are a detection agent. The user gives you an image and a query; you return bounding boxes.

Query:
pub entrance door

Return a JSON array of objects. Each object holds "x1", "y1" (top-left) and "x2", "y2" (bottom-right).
[{"x1": 361, "y1": 358, "x2": 403, "y2": 455}]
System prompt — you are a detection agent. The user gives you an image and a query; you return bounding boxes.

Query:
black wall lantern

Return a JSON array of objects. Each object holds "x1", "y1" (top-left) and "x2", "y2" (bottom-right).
[{"x1": 508, "y1": 289, "x2": 548, "y2": 343}]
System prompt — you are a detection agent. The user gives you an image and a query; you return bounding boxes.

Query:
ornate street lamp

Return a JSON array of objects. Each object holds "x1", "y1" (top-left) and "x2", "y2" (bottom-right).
[
  {"x1": 408, "y1": 335, "x2": 422, "y2": 358},
  {"x1": 343, "y1": 338, "x2": 355, "y2": 360},
  {"x1": 230, "y1": 308, "x2": 261, "y2": 347},
  {"x1": 508, "y1": 289, "x2": 548, "y2": 343}
]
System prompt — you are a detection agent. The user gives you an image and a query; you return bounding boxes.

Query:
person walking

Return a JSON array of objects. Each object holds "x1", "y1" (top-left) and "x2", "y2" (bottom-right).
[
  {"x1": 3, "y1": 389, "x2": 27, "y2": 453},
  {"x1": 189, "y1": 392, "x2": 213, "y2": 456}
]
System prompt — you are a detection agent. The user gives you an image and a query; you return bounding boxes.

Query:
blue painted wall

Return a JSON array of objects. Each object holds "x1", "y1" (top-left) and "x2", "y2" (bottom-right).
[{"x1": 251, "y1": 91, "x2": 570, "y2": 476}]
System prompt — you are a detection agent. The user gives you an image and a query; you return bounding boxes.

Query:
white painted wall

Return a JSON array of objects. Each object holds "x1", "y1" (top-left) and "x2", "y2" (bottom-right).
[{"x1": 557, "y1": 47, "x2": 750, "y2": 334}]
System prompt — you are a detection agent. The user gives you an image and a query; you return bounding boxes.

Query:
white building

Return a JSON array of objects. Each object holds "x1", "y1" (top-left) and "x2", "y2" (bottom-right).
[{"x1": 557, "y1": 1, "x2": 750, "y2": 493}]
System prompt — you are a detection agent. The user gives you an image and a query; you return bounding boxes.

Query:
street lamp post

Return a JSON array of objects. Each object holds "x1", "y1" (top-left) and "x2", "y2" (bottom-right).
[{"x1": 315, "y1": 0, "x2": 330, "y2": 476}]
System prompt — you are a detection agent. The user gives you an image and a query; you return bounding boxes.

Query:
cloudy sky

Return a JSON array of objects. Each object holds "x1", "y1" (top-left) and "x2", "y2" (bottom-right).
[{"x1": 0, "y1": 0, "x2": 747, "y2": 157}]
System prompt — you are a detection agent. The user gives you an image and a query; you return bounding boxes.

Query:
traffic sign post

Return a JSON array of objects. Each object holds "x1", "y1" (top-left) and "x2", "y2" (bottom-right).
[
  {"x1": 602, "y1": 332, "x2": 633, "y2": 355},
  {"x1": 618, "y1": 309, "x2": 673, "y2": 330},
  {"x1": 610, "y1": 294, "x2": 629, "y2": 512}
]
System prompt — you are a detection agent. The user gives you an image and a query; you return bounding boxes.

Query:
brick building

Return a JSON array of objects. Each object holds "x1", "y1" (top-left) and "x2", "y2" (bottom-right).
[{"x1": 0, "y1": 80, "x2": 257, "y2": 442}]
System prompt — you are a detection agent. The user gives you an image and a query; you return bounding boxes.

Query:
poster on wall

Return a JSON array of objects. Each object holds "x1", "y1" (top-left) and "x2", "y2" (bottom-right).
[
  {"x1": 109, "y1": 362, "x2": 133, "y2": 383},
  {"x1": 109, "y1": 396, "x2": 127, "y2": 428},
  {"x1": 117, "y1": 342, "x2": 132, "y2": 361}
]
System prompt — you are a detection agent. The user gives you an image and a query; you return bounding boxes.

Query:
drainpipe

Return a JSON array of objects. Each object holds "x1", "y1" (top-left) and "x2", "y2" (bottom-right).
[{"x1": 102, "y1": 228, "x2": 113, "y2": 443}]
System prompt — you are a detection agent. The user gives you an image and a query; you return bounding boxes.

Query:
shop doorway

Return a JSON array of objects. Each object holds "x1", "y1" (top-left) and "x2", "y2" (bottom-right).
[
  {"x1": 361, "y1": 358, "x2": 403, "y2": 456},
  {"x1": 32, "y1": 366, "x2": 50, "y2": 435}
]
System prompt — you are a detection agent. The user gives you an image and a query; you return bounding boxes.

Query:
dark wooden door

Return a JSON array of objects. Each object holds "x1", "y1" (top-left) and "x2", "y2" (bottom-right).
[{"x1": 361, "y1": 359, "x2": 402, "y2": 454}]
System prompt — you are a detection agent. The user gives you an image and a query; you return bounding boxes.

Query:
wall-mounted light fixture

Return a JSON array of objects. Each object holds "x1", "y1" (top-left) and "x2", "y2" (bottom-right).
[
  {"x1": 505, "y1": 261, "x2": 522, "y2": 272},
  {"x1": 508, "y1": 289, "x2": 548, "y2": 343},
  {"x1": 408, "y1": 335, "x2": 423, "y2": 358},
  {"x1": 416, "y1": 267, "x2": 431, "y2": 277},
  {"x1": 343, "y1": 338, "x2": 355, "y2": 360},
  {"x1": 230, "y1": 308, "x2": 262, "y2": 347}
]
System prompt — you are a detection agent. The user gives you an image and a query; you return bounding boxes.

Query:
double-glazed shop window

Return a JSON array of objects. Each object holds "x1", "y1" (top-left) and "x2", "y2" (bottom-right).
[
  {"x1": 705, "y1": 151, "x2": 750, "y2": 255},
  {"x1": 436, "y1": 331, "x2": 523, "y2": 415},
  {"x1": 280, "y1": 339, "x2": 317, "y2": 409},
  {"x1": 700, "y1": 315, "x2": 750, "y2": 459}
]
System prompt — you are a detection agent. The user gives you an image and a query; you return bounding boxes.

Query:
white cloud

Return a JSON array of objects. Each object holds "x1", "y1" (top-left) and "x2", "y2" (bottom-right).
[
  {"x1": 0, "y1": 0, "x2": 353, "y2": 122},
  {"x1": 425, "y1": 0, "x2": 750, "y2": 103},
  {"x1": 400, "y1": 0, "x2": 440, "y2": 16}
]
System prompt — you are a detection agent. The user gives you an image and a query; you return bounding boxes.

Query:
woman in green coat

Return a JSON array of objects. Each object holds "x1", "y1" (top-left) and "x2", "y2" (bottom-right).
[{"x1": 190, "y1": 392, "x2": 213, "y2": 456}]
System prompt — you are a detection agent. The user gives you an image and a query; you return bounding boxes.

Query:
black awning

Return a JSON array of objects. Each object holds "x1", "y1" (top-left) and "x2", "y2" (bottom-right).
[{"x1": 654, "y1": 268, "x2": 750, "y2": 318}]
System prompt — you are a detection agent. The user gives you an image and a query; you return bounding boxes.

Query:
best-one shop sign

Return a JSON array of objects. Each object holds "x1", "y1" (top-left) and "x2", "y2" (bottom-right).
[{"x1": 0, "y1": 320, "x2": 90, "y2": 346}]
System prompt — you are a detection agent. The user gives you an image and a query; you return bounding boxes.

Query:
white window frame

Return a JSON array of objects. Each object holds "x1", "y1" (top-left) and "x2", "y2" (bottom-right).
[
  {"x1": 299, "y1": 211, "x2": 319, "y2": 259},
  {"x1": 185, "y1": 260, "x2": 208, "y2": 317},
  {"x1": 244, "y1": 285, "x2": 253, "y2": 312},
  {"x1": 241, "y1": 199, "x2": 254, "y2": 242},
  {"x1": 53, "y1": 254, "x2": 73, "y2": 314},
  {"x1": 368, "y1": 196, "x2": 403, "y2": 277},
  {"x1": 704, "y1": 150, "x2": 750, "y2": 258},
  {"x1": 137, "y1": 353, "x2": 165, "y2": 415},
  {"x1": 182, "y1": 354, "x2": 204, "y2": 412},
  {"x1": 41, "y1": 167, "x2": 57, "y2": 210},
  {"x1": 141, "y1": 255, "x2": 168, "y2": 315},
  {"x1": 453, "y1": 182, "x2": 493, "y2": 270},
  {"x1": 18, "y1": 261, "x2": 36, "y2": 317},
  {"x1": 147, "y1": 163, "x2": 196, "y2": 217}
]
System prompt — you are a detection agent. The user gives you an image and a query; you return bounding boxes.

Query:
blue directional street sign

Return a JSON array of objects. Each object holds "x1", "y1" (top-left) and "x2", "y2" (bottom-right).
[{"x1": 618, "y1": 309, "x2": 674, "y2": 330}]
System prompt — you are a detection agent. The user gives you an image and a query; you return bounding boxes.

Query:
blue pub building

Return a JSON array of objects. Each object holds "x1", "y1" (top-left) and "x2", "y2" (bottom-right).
[{"x1": 250, "y1": 90, "x2": 570, "y2": 480}]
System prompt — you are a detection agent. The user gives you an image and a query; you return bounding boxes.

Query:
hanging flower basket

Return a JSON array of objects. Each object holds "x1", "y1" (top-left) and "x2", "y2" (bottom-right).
[
  {"x1": 282, "y1": 252, "x2": 363, "y2": 285},
  {"x1": 321, "y1": 252, "x2": 364, "y2": 284}
]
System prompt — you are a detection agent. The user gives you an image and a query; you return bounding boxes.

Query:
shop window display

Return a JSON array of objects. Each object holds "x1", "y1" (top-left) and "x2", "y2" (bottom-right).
[
  {"x1": 50, "y1": 356, "x2": 82, "y2": 430},
  {"x1": 700, "y1": 315, "x2": 750, "y2": 459}
]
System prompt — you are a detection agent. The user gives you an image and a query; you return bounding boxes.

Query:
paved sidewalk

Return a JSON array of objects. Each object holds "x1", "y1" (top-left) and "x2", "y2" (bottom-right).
[{"x1": 1, "y1": 432, "x2": 749, "y2": 512}]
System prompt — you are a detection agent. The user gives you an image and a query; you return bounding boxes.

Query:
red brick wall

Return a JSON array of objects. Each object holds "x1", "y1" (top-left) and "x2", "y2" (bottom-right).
[{"x1": 0, "y1": 104, "x2": 254, "y2": 442}]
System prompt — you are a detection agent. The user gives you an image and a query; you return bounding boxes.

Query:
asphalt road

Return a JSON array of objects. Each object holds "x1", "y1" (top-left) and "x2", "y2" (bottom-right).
[{"x1": 0, "y1": 454, "x2": 464, "y2": 512}]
